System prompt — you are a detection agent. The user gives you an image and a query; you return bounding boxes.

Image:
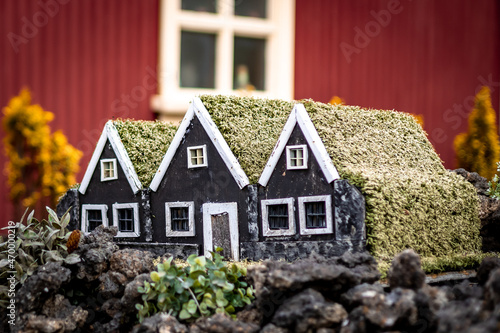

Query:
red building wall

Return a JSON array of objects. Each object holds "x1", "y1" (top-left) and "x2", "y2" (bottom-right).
[
  {"x1": 0, "y1": 0, "x2": 159, "y2": 227},
  {"x1": 295, "y1": 0, "x2": 500, "y2": 170}
]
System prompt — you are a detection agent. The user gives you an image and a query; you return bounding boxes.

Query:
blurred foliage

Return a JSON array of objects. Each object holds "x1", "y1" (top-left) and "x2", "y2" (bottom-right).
[
  {"x1": 454, "y1": 86, "x2": 500, "y2": 179},
  {"x1": 2, "y1": 89, "x2": 82, "y2": 213}
]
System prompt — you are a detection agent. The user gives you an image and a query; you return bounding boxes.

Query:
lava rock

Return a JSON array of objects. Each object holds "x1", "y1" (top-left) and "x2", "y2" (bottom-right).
[
  {"x1": 190, "y1": 313, "x2": 260, "y2": 333},
  {"x1": 260, "y1": 323, "x2": 290, "y2": 333},
  {"x1": 340, "y1": 283, "x2": 385, "y2": 311},
  {"x1": 120, "y1": 273, "x2": 152, "y2": 314},
  {"x1": 272, "y1": 288, "x2": 347, "y2": 333},
  {"x1": 75, "y1": 225, "x2": 119, "y2": 282},
  {"x1": 484, "y1": 268, "x2": 500, "y2": 311},
  {"x1": 248, "y1": 252, "x2": 379, "y2": 319},
  {"x1": 132, "y1": 313, "x2": 188, "y2": 333},
  {"x1": 388, "y1": 249, "x2": 426, "y2": 290},
  {"x1": 452, "y1": 280, "x2": 483, "y2": 300},
  {"x1": 109, "y1": 249, "x2": 155, "y2": 279},
  {"x1": 98, "y1": 271, "x2": 128, "y2": 300},
  {"x1": 16, "y1": 262, "x2": 72, "y2": 315},
  {"x1": 452, "y1": 168, "x2": 500, "y2": 252},
  {"x1": 436, "y1": 298, "x2": 484, "y2": 333},
  {"x1": 477, "y1": 256, "x2": 500, "y2": 285}
]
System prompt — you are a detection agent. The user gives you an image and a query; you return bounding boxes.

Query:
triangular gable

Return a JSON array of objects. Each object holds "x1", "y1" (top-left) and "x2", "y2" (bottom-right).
[
  {"x1": 79, "y1": 121, "x2": 142, "y2": 194},
  {"x1": 150, "y1": 97, "x2": 250, "y2": 191},
  {"x1": 258, "y1": 104, "x2": 340, "y2": 186}
]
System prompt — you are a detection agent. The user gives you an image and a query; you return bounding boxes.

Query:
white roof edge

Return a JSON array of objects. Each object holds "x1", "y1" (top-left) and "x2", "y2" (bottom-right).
[
  {"x1": 79, "y1": 120, "x2": 143, "y2": 195},
  {"x1": 295, "y1": 104, "x2": 340, "y2": 183},
  {"x1": 258, "y1": 105, "x2": 298, "y2": 186},
  {"x1": 192, "y1": 98, "x2": 250, "y2": 189},
  {"x1": 79, "y1": 121, "x2": 111, "y2": 194},
  {"x1": 150, "y1": 103, "x2": 196, "y2": 192},
  {"x1": 258, "y1": 104, "x2": 340, "y2": 187}
]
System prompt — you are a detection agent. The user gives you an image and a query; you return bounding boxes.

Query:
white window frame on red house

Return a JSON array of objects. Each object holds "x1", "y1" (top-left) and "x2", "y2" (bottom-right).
[{"x1": 151, "y1": 0, "x2": 295, "y2": 119}]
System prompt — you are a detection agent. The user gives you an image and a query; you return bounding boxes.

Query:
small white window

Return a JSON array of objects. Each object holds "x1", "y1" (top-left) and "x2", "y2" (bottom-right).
[
  {"x1": 298, "y1": 195, "x2": 333, "y2": 235},
  {"x1": 100, "y1": 159, "x2": 118, "y2": 181},
  {"x1": 112, "y1": 203, "x2": 140, "y2": 237},
  {"x1": 187, "y1": 145, "x2": 207, "y2": 168},
  {"x1": 166, "y1": 202, "x2": 195, "y2": 237},
  {"x1": 82, "y1": 204, "x2": 108, "y2": 234},
  {"x1": 286, "y1": 145, "x2": 308, "y2": 170},
  {"x1": 261, "y1": 198, "x2": 295, "y2": 237}
]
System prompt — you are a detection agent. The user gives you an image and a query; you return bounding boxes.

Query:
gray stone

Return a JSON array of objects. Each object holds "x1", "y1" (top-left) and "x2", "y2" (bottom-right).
[
  {"x1": 190, "y1": 313, "x2": 260, "y2": 333},
  {"x1": 484, "y1": 268, "x2": 500, "y2": 311},
  {"x1": 272, "y1": 288, "x2": 347, "y2": 332},
  {"x1": 109, "y1": 248, "x2": 155, "y2": 279},
  {"x1": 132, "y1": 313, "x2": 188, "y2": 333},
  {"x1": 334, "y1": 179, "x2": 366, "y2": 241},
  {"x1": 116, "y1": 242, "x2": 199, "y2": 259},
  {"x1": 388, "y1": 249, "x2": 426, "y2": 290},
  {"x1": 260, "y1": 323, "x2": 290, "y2": 333},
  {"x1": 477, "y1": 256, "x2": 500, "y2": 286},
  {"x1": 56, "y1": 188, "x2": 80, "y2": 231},
  {"x1": 16, "y1": 262, "x2": 72, "y2": 315}
]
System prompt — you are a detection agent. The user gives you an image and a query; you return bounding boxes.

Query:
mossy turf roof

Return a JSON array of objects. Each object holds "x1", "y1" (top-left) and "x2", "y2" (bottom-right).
[
  {"x1": 113, "y1": 119, "x2": 178, "y2": 187},
  {"x1": 200, "y1": 95, "x2": 481, "y2": 259}
]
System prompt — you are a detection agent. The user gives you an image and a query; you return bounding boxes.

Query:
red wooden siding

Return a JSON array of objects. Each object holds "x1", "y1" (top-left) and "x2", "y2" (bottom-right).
[
  {"x1": 294, "y1": 0, "x2": 500, "y2": 169},
  {"x1": 0, "y1": 0, "x2": 159, "y2": 227}
]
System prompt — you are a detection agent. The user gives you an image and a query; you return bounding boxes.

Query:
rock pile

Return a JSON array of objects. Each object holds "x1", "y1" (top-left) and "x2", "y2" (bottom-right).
[
  {"x1": 453, "y1": 168, "x2": 500, "y2": 252},
  {"x1": 4, "y1": 226, "x2": 500, "y2": 332}
]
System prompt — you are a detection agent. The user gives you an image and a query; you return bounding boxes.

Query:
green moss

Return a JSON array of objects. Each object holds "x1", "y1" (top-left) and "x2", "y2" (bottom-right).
[
  {"x1": 200, "y1": 94, "x2": 481, "y2": 261},
  {"x1": 113, "y1": 119, "x2": 178, "y2": 187}
]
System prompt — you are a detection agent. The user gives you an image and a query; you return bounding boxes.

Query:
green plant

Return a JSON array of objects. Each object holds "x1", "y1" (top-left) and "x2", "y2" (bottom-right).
[
  {"x1": 487, "y1": 162, "x2": 500, "y2": 199},
  {"x1": 0, "y1": 207, "x2": 80, "y2": 307},
  {"x1": 136, "y1": 250, "x2": 254, "y2": 323}
]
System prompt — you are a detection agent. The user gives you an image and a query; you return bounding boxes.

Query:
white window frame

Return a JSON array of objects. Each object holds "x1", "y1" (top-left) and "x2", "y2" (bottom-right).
[
  {"x1": 100, "y1": 158, "x2": 118, "y2": 181},
  {"x1": 82, "y1": 204, "x2": 108, "y2": 234},
  {"x1": 166, "y1": 201, "x2": 196, "y2": 237},
  {"x1": 286, "y1": 144, "x2": 308, "y2": 170},
  {"x1": 298, "y1": 195, "x2": 333, "y2": 235},
  {"x1": 151, "y1": 0, "x2": 295, "y2": 119},
  {"x1": 261, "y1": 197, "x2": 295, "y2": 237},
  {"x1": 187, "y1": 145, "x2": 208, "y2": 168},
  {"x1": 112, "y1": 203, "x2": 140, "y2": 237}
]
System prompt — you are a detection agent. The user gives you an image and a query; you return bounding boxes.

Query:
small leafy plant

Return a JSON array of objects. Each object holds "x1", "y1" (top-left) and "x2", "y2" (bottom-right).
[
  {"x1": 136, "y1": 250, "x2": 254, "y2": 323},
  {"x1": 0, "y1": 207, "x2": 80, "y2": 307},
  {"x1": 487, "y1": 161, "x2": 500, "y2": 199}
]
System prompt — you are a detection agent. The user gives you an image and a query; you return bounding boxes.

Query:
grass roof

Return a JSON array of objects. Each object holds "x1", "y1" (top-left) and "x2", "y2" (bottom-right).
[
  {"x1": 200, "y1": 95, "x2": 481, "y2": 260},
  {"x1": 113, "y1": 119, "x2": 178, "y2": 187}
]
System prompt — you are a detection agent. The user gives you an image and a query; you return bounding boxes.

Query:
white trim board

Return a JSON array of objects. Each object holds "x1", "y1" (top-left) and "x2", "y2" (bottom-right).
[
  {"x1": 258, "y1": 104, "x2": 340, "y2": 186},
  {"x1": 79, "y1": 121, "x2": 142, "y2": 194},
  {"x1": 150, "y1": 98, "x2": 250, "y2": 191},
  {"x1": 202, "y1": 202, "x2": 239, "y2": 261}
]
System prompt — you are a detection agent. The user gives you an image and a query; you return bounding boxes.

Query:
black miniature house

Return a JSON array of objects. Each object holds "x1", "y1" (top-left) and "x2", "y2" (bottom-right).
[{"x1": 59, "y1": 97, "x2": 366, "y2": 261}]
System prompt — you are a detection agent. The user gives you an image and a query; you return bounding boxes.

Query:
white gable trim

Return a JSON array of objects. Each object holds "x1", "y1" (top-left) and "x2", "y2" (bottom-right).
[
  {"x1": 150, "y1": 98, "x2": 250, "y2": 191},
  {"x1": 79, "y1": 121, "x2": 142, "y2": 195},
  {"x1": 258, "y1": 104, "x2": 340, "y2": 186}
]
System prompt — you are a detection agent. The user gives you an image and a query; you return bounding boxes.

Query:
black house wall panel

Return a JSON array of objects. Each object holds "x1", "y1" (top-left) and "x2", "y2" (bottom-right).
[
  {"x1": 258, "y1": 124, "x2": 335, "y2": 242},
  {"x1": 79, "y1": 140, "x2": 148, "y2": 242},
  {"x1": 150, "y1": 116, "x2": 249, "y2": 247}
]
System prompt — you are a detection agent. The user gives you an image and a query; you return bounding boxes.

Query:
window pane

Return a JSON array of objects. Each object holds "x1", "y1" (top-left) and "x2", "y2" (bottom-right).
[
  {"x1": 118, "y1": 208, "x2": 134, "y2": 232},
  {"x1": 88, "y1": 210, "x2": 103, "y2": 232},
  {"x1": 171, "y1": 207, "x2": 190, "y2": 231},
  {"x1": 182, "y1": 0, "x2": 217, "y2": 13},
  {"x1": 234, "y1": 0, "x2": 266, "y2": 18},
  {"x1": 268, "y1": 204, "x2": 288, "y2": 230},
  {"x1": 181, "y1": 31, "x2": 216, "y2": 88},
  {"x1": 305, "y1": 202, "x2": 326, "y2": 228},
  {"x1": 233, "y1": 37, "x2": 265, "y2": 90}
]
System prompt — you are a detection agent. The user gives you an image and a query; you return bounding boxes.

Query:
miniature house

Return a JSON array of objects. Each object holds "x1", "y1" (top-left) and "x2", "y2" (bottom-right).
[{"x1": 58, "y1": 96, "x2": 366, "y2": 261}]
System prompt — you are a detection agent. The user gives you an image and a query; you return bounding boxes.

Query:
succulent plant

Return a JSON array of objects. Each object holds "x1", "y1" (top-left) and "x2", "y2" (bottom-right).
[{"x1": 0, "y1": 207, "x2": 80, "y2": 307}]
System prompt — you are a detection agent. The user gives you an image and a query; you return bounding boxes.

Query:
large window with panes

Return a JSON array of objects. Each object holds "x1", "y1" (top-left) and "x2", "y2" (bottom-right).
[
  {"x1": 112, "y1": 203, "x2": 140, "y2": 237},
  {"x1": 151, "y1": 0, "x2": 295, "y2": 120},
  {"x1": 165, "y1": 202, "x2": 196, "y2": 237}
]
